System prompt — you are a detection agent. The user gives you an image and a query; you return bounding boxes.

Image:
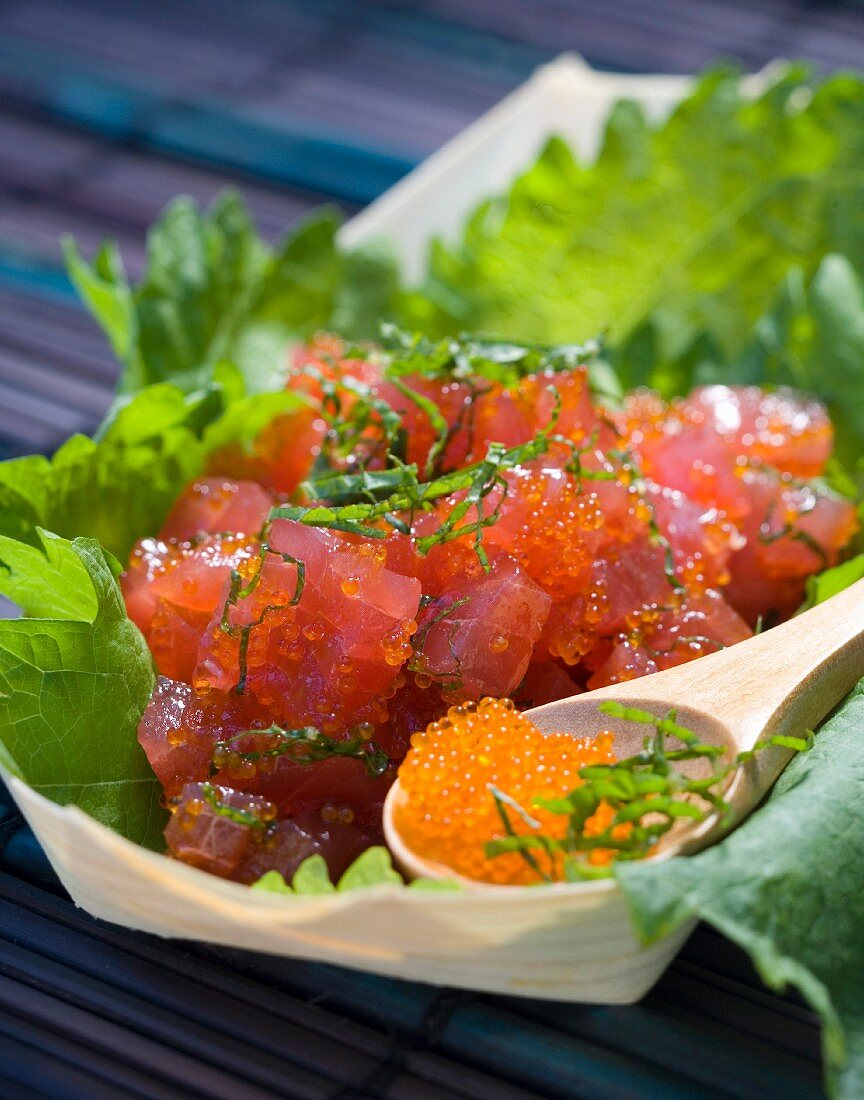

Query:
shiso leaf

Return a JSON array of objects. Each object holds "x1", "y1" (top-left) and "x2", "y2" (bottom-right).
[
  {"x1": 402, "y1": 69, "x2": 864, "y2": 357},
  {"x1": 63, "y1": 238, "x2": 137, "y2": 369},
  {"x1": 0, "y1": 385, "x2": 208, "y2": 560},
  {"x1": 66, "y1": 193, "x2": 400, "y2": 395},
  {"x1": 199, "y1": 367, "x2": 306, "y2": 455},
  {"x1": 615, "y1": 678, "x2": 864, "y2": 1100},
  {"x1": 0, "y1": 457, "x2": 54, "y2": 547},
  {"x1": 0, "y1": 528, "x2": 98, "y2": 621},
  {"x1": 0, "y1": 536, "x2": 163, "y2": 850}
]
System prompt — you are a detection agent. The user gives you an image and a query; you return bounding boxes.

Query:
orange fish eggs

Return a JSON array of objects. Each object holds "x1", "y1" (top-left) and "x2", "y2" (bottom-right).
[
  {"x1": 341, "y1": 575, "x2": 361, "y2": 597},
  {"x1": 394, "y1": 696, "x2": 617, "y2": 885},
  {"x1": 381, "y1": 624, "x2": 414, "y2": 665}
]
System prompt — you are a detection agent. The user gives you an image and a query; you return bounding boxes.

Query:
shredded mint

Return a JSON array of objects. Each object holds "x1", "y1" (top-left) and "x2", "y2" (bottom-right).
[
  {"x1": 218, "y1": 542, "x2": 306, "y2": 695},
  {"x1": 199, "y1": 782, "x2": 267, "y2": 830},
  {"x1": 302, "y1": 360, "x2": 406, "y2": 469},
  {"x1": 374, "y1": 325, "x2": 601, "y2": 388}
]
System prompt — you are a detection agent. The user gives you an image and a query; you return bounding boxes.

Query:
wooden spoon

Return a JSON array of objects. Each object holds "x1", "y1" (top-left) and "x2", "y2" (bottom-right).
[{"x1": 385, "y1": 579, "x2": 864, "y2": 883}]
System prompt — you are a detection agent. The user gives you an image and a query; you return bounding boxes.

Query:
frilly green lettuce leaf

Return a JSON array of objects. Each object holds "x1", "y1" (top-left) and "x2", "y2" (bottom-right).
[
  {"x1": 250, "y1": 870, "x2": 295, "y2": 894},
  {"x1": 0, "y1": 376, "x2": 305, "y2": 561},
  {"x1": 291, "y1": 854, "x2": 337, "y2": 895},
  {"x1": 251, "y1": 848, "x2": 403, "y2": 894},
  {"x1": 336, "y1": 846, "x2": 404, "y2": 890},
  {"x1": 401, "y1": 67, "x2": 864, "y2": 362},
  {"x1": 399, "y1": 67, "x2": 864, "y2": 496}
]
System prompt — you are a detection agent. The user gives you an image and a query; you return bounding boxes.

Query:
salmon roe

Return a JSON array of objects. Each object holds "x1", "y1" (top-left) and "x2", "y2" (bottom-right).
[{"x1": 394, "y1": 697, "x2": 617, "y2": 885}]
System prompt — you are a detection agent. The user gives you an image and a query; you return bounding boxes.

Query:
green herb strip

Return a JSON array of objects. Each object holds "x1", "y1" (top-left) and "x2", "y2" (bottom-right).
[
  {"x1": 213, "y1": 723, "x2": 390, "y2": 779},
  {"x1": 199, "y1": 782, "x2": 267, "y2": 830},
  {"x1": 275, "y1": 418, "x2": 557, "y2": 562},
  {"x1": 219, "y1": 543, "x2": 306, "y2": 695},
  {"x1": 484, "y1": 701, "x2": 812, "y2": 880}
]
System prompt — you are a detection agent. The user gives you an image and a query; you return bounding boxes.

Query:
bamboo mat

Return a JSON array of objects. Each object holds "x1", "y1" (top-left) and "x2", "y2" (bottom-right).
[{"x1": 2, "y1": 0, "x2": 862, "y2": 1094}]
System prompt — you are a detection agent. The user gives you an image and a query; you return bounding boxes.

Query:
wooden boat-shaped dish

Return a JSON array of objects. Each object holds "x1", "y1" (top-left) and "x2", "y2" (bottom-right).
[
  {"x1": 13, "y1": 562, "x2": 863, "y2": 1000},
  {"x1": 8, "y1": 774, "x2": 692, "y2": 1001}
]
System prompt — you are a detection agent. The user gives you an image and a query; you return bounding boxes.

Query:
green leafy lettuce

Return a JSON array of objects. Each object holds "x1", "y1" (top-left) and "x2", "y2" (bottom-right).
[
  {"x1": 616, "y1": 679, "x2": 864, "y2": 1100},
  {"x1": 0, "y1": 371, "x2": 303, "y2": 560},
  {"x1": 0, "y1": 367, "x2": 312, "y2": 844},
  {"x1": 0, "y1": 385, "x2": 211, "y2": 558},
  {"x1": 251, "y1": 848, "x2": 459, "y2": 894},
  {"x1": 402, "y1": 68, "x2": 864, "y2": 355},
  {"x1": 66, "y1": 192, "x2": 399, "y2": 395}
]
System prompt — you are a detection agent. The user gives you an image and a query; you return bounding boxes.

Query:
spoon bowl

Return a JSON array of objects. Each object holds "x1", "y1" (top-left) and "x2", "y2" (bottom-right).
[{"x1": 385, "y1": 578, "x2": 864, "y2": 882}]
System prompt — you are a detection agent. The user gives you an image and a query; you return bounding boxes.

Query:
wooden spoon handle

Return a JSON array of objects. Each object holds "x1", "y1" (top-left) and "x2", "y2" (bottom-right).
[{"x1": 599, "y1": 578, "x2": 864, "y2": 753}]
